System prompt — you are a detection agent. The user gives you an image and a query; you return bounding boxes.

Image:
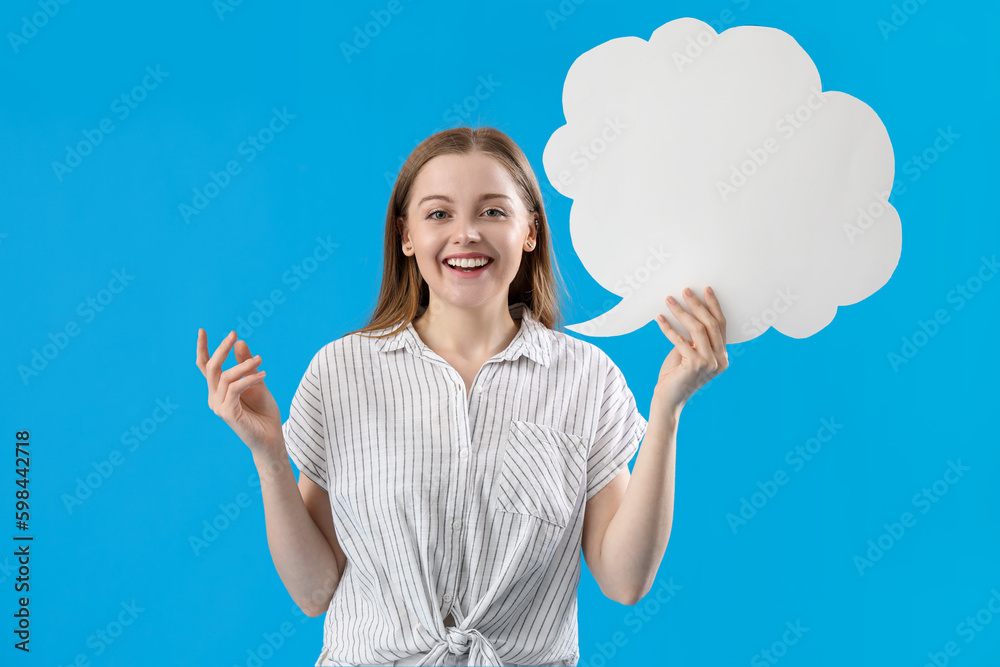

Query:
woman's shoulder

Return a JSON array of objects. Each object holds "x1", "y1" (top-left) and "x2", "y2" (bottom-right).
[
  {"x1": 540, "y1": 327, "x2": 622, "y2": 381},
  {"x1": 544, "y1": 325, "x2": 610, "y2": 359},
  {"x1": 311, "y1": 325, "x2": 405, "y2": 366}
]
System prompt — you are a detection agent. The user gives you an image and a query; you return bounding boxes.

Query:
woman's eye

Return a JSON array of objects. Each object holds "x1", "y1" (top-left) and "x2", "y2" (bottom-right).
[{"x1": 425, "y1": 208, "x2": 506, "y2": 220}]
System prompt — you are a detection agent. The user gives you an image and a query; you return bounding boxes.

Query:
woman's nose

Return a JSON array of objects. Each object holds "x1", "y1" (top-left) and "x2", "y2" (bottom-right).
[{"x1": 453, "y1": 215, "x2": 481, "y2": 240}]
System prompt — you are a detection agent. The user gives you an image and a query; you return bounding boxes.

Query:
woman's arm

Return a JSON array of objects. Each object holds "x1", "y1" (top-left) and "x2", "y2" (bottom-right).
[
  {"x1": 593, "y1": 407, "x2": 677, "y2": 604},
  {"x1": 598, "y1": 287, "x2": 728, "y2": 602},
  {"x1": 253, "y1": 446, "x2": 342, "y2": 617},
  {"x1": 195, "y1": 330, "x2": 342, "y2": 616}
]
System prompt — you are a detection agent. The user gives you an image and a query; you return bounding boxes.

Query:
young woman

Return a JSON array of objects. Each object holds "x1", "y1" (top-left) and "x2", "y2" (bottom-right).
[{"x1": 196, "y1": 127, "x2": 728, "y2": 666}]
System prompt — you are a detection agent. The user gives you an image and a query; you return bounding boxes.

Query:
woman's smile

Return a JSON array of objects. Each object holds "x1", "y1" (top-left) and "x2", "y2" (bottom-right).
[{"x1": 443, "y1": 256, "x2": 495, "y2": 278}]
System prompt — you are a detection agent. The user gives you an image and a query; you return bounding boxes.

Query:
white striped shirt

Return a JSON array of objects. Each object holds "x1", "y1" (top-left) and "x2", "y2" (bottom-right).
[{"x1": 281, "y1": 301, "x2": 648, "y2": 667}]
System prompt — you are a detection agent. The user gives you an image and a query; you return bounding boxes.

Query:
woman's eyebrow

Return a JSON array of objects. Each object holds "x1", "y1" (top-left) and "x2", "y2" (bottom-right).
[{"x1": 417, "y1": 193, "x2": 513, "y2": 206}]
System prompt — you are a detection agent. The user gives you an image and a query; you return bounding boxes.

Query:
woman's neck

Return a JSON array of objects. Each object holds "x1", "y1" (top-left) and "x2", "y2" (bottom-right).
[{"x1": 412, "y1": 300, "x2": 520, "y2": 360}]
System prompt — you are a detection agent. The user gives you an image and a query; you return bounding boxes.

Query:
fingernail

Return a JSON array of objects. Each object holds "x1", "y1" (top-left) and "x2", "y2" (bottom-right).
[
  {"x1": 667, "y1": 296, "x2": 677, "y2": 304},
  {"x1": 707, "y1": 286, "x2": 714, "y2": 295},
  {"x1": 684, "y1": 287, "x2": 693, "y2": 296}
]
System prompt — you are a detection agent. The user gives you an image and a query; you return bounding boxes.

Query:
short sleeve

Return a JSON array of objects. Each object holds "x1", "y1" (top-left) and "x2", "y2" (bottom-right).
[
  {"x1": 586, "y1": 352, "x2": 647, "y2": 502},
  {"x1": 282, "y1": 348, "x2": 329, "y2": 491}
]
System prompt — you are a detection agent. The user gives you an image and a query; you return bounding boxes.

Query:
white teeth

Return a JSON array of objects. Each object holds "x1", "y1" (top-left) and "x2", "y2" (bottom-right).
[{"x1": 447, "y1": 257, "x2": 490, "y2": 268}]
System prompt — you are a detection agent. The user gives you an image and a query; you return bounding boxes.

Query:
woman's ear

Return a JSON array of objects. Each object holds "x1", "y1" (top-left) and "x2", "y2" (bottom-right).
[
  {"x1": 525, "y1": 217, "x2": 539, "y2": 250},
  {"x1": 398, "y1": 217, "x2": 411, "y2": 255}
]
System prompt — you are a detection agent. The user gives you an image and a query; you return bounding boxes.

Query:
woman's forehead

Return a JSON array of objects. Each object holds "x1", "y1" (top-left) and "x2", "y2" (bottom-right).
[{"x1": 412, "y1": 153, "x2": 516, "y2": 197}]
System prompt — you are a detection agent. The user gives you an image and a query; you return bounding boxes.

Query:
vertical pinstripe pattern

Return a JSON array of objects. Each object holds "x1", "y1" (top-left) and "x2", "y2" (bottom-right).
[{"x1": 281, "y1": 302, "x2": 648, "y2": 667}]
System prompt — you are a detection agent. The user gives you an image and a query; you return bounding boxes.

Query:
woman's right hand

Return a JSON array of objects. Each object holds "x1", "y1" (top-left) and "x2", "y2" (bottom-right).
[{"x1": 196, "y1": 329, "x2": 283, "y2": 459}]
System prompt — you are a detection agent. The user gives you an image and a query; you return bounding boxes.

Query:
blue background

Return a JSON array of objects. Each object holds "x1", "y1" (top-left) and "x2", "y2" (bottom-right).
[{"x1": 2, "y1": 0, "x2": 997, "y2": 665}]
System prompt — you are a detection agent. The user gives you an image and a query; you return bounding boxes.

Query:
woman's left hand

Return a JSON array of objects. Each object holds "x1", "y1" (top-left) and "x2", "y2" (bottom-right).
[{"x1": 653, "y1": 286, "x2": 729, "y2": 419}]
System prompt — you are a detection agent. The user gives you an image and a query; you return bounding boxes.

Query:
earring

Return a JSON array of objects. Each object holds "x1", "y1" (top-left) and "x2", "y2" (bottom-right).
[{"x1": 526, "y1": 241, "x2": 534, "y2": 249}]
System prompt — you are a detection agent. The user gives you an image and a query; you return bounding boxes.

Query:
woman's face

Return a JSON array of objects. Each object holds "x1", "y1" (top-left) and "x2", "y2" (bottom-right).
[{"x1": 401, "y1": 152, "x2": 537, "y2": 310}]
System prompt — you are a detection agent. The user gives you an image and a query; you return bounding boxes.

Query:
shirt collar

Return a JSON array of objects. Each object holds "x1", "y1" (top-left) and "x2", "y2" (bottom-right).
[{"x1": 374, "y1": 301, "x2": 552, "y2": 367}]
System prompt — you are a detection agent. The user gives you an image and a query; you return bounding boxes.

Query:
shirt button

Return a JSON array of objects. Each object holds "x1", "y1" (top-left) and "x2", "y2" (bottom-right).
[
  {"x1": 459, "y1": 448, "x2": 469, "y2": 459},
  {"x1": 452, "y1": 519, "x2": 462, "y2": 531},
  {"x1": 476, "y1": 386, "x2": 483, "y2": 394},
  {"x1": 443, "y1": 593, "x2": 452, "y2": 602}
]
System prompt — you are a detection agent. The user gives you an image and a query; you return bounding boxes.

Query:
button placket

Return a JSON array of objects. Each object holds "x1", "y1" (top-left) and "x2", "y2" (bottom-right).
[
  {"x1": 449, "y1": 370, "x2": 474, "y2": 618},
  {"x1": 449, "y1": 361, "x2": 495, "y2": 635},
  {"x1": 451, "y1": 364, "x2": 486, "y2": 628},
  {"x1": 418, "y1": 346, "x2": 503, "y2": 631}
]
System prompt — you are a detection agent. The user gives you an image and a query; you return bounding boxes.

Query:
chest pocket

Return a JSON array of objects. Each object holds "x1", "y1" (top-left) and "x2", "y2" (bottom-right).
[{"x1": 496, "y1": 420, "x2": 589, "y2": 528}]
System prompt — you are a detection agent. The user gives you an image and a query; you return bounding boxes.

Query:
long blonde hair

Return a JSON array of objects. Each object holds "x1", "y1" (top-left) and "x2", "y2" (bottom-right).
[{"x1": 344, "y1": 126, "x2": 569, "y2": 340}]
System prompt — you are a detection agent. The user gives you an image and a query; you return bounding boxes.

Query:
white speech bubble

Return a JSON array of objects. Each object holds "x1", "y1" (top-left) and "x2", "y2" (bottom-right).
[{"x1": 543, "y1": 17, "x2": 902, "y2": 344}]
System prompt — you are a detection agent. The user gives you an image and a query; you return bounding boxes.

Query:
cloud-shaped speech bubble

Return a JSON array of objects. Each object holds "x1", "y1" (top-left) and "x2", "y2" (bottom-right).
[{"x1": 543, "y1": 17, "x2": 902, "y2": 344}]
